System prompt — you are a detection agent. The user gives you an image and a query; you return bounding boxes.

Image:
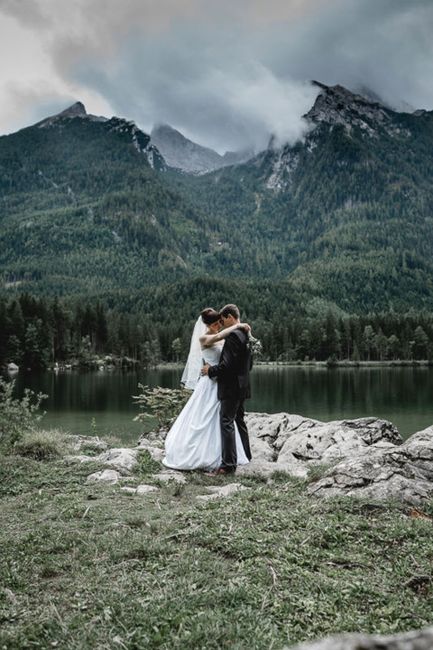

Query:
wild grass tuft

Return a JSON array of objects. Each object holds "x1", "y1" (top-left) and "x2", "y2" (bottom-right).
[{"x1": 12, "y1": 428, "x2": 72, "y2": 461}]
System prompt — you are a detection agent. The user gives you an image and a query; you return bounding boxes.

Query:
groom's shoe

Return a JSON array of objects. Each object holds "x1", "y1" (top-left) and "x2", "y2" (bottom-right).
[{"x1": 205, "y1": 467, "x2": 235, "y2": 476}]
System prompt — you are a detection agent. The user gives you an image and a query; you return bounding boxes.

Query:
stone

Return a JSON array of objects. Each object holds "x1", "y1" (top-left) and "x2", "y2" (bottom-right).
[
  {"x1": 120, "y1": 487, "x2": 137, "y2": 494},
  {"x1": 136, "y1": 484, "x2": 159, "y2": 495},
  {"x1": 86, "y1": 469, "x2": 120, "y2": 484},
  {"x1": 197, "y1": 483, "x2": 249, "y2": 501},
  {"x1": 237, "y1": 459, "x2": 282, "y2": 479},
  {"x1": 288, "y1": 625, "x2": 433, "y2": 650},
  {"x1": 153, "y1": 471, "x2": 187, "y2": 484},
  {"x1": 136, "y1": 437, "x2": 165, "y2": 461},
  {"x1": 96, "y1": 448, "x2": 139, "y2": 474},
  {"x1": 308, "y1": 425, "x2": 433, "y2": 505}
]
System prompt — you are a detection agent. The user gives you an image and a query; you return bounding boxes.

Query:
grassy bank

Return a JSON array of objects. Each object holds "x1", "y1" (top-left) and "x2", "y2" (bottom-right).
[{"x1": 1, "y1": 436, "x2": 433, "y2": 649}]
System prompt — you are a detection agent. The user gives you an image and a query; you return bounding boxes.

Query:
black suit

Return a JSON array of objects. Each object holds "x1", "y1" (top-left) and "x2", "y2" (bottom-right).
[{"x1": 208, "y1": 329, "x2": 252, "y2": 471}]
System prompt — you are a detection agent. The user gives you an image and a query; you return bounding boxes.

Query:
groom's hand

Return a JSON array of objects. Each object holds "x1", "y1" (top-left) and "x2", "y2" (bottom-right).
[{"x1": 201, "y1": 364, "x2": 210, "y2": 376}]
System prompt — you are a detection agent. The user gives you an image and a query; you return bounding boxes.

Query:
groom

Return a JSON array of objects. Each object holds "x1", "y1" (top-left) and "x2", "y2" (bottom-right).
[{"x1": 201, "y1": 304, "x2": 252, "y2": 474}]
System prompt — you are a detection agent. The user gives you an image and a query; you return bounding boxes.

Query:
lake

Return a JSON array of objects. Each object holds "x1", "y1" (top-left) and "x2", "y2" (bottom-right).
[{"x1": 12, "y1": 366, "x2": 433, "y2": 443}]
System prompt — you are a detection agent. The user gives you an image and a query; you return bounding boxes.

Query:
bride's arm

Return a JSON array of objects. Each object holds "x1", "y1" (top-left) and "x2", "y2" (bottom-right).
[{"x1": 200, "y1": 323, "x2": 251, "y2": 348}]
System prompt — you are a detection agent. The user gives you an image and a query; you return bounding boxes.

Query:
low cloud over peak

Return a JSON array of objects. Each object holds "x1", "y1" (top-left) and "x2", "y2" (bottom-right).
[{"x1": 1, "y1": 0, "x2": 433, "y2": 151}]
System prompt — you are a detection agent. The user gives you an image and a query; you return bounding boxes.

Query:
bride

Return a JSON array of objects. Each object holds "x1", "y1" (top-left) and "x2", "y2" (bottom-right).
[{"x1": 162, "y1": 308, "x2": 250, "y2": 471}]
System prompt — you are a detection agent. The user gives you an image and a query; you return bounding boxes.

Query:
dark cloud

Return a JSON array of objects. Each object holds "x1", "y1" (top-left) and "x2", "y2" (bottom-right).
[
  {"x1": 0, "y1": 0, "x2": 47, "y2": 27},
  {"x1": 1, "y1": 0, "x2": 433, "y2": 150}
]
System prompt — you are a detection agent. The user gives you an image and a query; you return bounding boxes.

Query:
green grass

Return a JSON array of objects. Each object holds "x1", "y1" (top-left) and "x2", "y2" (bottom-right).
[
  {"x1": 0, "y1": 442, "x2": 432, "y2": 649},
  {"x1": 12, "y1": 429, "x2": 72, "y2": 461}
]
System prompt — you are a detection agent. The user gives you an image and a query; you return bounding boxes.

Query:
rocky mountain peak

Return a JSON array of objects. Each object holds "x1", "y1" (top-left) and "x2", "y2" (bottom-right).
[
  {"x1": 306, "y1": 81, "x2": 390, "y2": 129},
  {"x1": 58, "y1": 101, "x2": 87, "y2": 118},
  {"x1": 36, "y1": 101, "x2": 93, "y2": 128},
  {"x1": 36, "y1": 101, "x2": 110, "y2": 129},
  {"x1": 303, "y1": 80, "x2": 409, "y2": 140},
  {"x1": 152, "y1": 123, "x2": 187, "y2": 144},
  {"x1": 151, "y1": 123, "x2": 253, "y2": 174},
  {"x1": 151, "y1": 123, "x2": 224, "y2": 174}
]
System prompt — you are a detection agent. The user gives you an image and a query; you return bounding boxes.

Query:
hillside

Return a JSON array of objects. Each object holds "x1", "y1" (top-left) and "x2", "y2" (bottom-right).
[
  {"x1": 0, "y1": 103, "x2": 209, "y2": 295},
  {"x1": 1, "y1": 84, "x2": 433, "y2": 314},
  {"x1": 170, "y1": 82, "x2": 433, "y2": 311}
]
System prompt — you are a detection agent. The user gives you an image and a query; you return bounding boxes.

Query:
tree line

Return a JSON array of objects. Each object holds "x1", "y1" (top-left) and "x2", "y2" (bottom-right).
[{"x1": 1, "y1": 293, "x2": 433, "y2": 370}]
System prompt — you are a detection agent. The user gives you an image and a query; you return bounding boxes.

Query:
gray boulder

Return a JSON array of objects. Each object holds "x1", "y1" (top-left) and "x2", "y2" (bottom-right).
[
  {"x1": 238, "y1": 413, "x2": 402, "y2": 478},
  {"x1": 289, "y1": 625, "x2": 433, "y2": 649},
  {"x1": 95, "y1": 448, "x2": 139, "y2": 474},
  {"x1": 308, "y1": 425, "x2": 433, "y2": 505}
]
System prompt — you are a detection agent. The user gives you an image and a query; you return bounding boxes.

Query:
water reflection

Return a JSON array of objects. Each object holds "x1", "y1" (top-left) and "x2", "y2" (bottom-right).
[{"x1": 13, "y1": 366, "x2": 433, "y2": 442}]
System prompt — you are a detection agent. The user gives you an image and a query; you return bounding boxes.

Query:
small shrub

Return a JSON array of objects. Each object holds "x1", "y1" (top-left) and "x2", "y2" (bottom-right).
[
  {"x1": 132, "y1": 384, "x2": 190, "y2": 432},
  {"x1": 0, "y1": 378, "x2": 47, "y2": 452},
  {"x1": 135, "y1": 450, "x2": 161, "y2": 477}
]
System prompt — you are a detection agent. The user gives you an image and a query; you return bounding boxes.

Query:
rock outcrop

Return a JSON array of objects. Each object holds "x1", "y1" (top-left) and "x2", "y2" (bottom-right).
[
  {"x1": 238, "y1": 413, "x2": 402, "y2": 478},
  {"x1": 67, "y1": 446, "x2": 139, "y2": 475},
  {"x1": 289, "y1": 626, "x2": 433, "y2": 650},
  {"x1": 308, "y1": 425, "x2": 433, "y2": 505},
  {"x1": 139, "y1": 412, "x2": 433, "y2": 504},
  {"x1": 305, "y1": 81, "x2": 408, "y2": 138},
  {"x1": 70, "y1": 411, "x2": 433, "y2": 506}
]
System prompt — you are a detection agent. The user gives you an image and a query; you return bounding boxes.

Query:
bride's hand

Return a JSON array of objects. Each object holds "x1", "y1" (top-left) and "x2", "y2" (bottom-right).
[{"x1": 238, "y1": 322, "x2": 251, "y2": 333}]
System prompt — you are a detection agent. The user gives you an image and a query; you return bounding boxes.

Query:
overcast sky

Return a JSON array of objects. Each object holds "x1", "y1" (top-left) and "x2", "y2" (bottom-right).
[{"x1": 1, "y1": 0, "x2": 433, "y2": 152}]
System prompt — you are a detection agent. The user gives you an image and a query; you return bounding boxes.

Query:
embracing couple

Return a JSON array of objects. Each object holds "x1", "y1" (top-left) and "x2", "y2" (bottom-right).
[{"x1": 163, "y1": 304, "x2": 252, "y2": 475}]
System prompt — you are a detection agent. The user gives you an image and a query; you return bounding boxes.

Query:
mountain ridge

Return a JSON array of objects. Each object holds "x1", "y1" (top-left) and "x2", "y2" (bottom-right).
[{"x1": 1, "y1": 82, "x2": 433, "y2": 314}]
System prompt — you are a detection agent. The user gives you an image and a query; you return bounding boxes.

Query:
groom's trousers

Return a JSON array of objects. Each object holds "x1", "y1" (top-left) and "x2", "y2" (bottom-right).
[{"x1": 220, "y1": 398, "x2": 252, "y2": 471}]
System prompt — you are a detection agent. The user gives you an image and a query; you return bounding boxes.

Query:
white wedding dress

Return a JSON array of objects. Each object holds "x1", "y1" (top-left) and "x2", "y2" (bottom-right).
[{"x1": 162, "y1": 342, "x2": 249, "y2": 471}]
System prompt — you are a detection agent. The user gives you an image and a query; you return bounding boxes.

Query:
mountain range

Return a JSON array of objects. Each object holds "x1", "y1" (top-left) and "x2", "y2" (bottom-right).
[{"x1": 1, "y1": 80, "x2": 433, "y2": 317}]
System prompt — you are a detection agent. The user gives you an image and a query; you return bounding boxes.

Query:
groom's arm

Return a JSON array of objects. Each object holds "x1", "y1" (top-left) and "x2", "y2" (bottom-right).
[{"x1": 207, "y1": 333, "x2": 241, "y2": 381}]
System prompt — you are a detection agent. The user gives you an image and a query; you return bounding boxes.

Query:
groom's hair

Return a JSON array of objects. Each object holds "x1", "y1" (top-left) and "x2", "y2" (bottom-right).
[{"x1": 220, "y1": 304, "x2": 240, "y2": 320}]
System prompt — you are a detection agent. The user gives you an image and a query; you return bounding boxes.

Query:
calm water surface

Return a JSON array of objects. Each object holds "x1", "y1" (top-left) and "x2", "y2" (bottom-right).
[{"x1": 14, "y1": 366, "x2": 433, "y2": 443}]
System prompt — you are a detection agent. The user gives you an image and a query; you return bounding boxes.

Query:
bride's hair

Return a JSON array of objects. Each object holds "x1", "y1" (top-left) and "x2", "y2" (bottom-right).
[{"x1": 201, "y1": 307, "x2": 221, "y2": 325}]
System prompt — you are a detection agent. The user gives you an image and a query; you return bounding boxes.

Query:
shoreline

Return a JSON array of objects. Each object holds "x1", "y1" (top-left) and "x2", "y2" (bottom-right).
[
  {"x1": 254, "y1": 359, "x2": 433, "y2": 368},
  {"x1": 3, "y1": 359, "x2": 433, "y2": 375}
]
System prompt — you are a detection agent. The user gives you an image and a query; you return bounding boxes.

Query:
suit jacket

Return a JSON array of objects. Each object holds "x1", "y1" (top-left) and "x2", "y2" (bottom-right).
[{"x1": 208, "y1": 329, "x2": 252, "y2": 401}]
